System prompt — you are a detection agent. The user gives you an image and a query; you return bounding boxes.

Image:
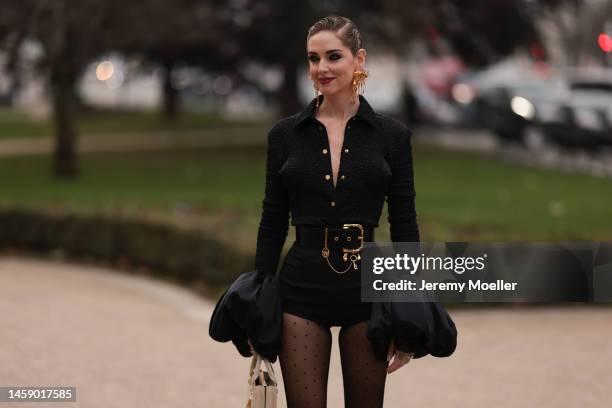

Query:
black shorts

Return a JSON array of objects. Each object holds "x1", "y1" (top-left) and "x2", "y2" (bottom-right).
[{"x1": 279, "y1": 241, "x2": 372, "y2": 329}]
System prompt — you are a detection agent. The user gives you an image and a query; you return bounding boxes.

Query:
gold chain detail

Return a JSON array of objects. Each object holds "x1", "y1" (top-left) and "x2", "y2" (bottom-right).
[{"x1": 321, "y1": 227, "x2": 357, "y2": 274}]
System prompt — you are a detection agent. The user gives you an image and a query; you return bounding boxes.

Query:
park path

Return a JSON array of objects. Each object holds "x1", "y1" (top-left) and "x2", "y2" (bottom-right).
[
  {"x1": 0, "y1": 126, "x2": 496, "y2": 157},
  {"x1": 3, "y1": 126, "x2": 612, "y2": 179},
  {"x1": 0, "y1": 127, "x2": 267, "y2": 157},
  {"x1": 1, "y1": 255, "x2": 611, "y2": 407}
]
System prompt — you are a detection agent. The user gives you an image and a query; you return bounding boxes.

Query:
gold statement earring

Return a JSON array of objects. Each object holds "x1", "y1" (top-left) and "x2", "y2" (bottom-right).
[
  {"x1": 351, "y1": 69, "x2": 369, "y2": 105},
  {"x1": 313, "y1": 82, "x2": 320, "y2": 108}
]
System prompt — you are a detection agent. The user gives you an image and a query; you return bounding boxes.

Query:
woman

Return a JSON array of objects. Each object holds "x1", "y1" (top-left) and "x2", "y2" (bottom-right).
[{"x1": 246, "y1": 15, "x2": 455, "y2": 408}]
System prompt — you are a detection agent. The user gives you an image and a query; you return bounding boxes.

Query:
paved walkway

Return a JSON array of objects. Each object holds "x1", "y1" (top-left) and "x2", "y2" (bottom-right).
[
  {"x1": 0, "y1": 256, "x2": 611, "y2": 407},
  {"x1": 0, "y1": 128, "x2": 267, "y2": 157},
  {"x1": 3, "y1": 126, "x2": 612, "y2": 179}
]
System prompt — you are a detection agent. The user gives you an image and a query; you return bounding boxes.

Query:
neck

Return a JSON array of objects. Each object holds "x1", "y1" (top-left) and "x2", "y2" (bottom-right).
[{"x1": 317, "y1": 89, "x2": 359, "y2": 121}]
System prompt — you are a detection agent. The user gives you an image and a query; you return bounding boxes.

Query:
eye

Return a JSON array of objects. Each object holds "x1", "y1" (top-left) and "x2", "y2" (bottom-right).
[{"x1": 308, "y1": 54, "x2": 341, "y2": 62}]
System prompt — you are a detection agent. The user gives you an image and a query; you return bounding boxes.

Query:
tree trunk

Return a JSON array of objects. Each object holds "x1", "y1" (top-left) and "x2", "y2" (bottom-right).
[
  {"x1": 279, "y1": 59, "x2": 301, "y2": 118},
  {"x1": 51, "y1": 72, "x2": 79, "y2": 178},
  {"x1": 162, "y1": 59, "x2": 178, "y2": 120}
]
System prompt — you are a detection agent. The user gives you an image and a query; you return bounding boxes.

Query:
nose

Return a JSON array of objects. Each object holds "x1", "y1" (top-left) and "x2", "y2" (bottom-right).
[{"x1": 317, "y1": 61, "x2": 329, "y2": 75}]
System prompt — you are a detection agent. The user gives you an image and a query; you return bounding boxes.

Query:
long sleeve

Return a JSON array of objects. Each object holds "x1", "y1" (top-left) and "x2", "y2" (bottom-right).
[
  {"x1": 254, "y1": 128, "x2": 290, "y2": 279},
  {"x1": 386, "y1": 129, "x2": 420, "y2": 243},
  {"x1": 377, "y1": 129, "x2": 458, "y2": 358}
]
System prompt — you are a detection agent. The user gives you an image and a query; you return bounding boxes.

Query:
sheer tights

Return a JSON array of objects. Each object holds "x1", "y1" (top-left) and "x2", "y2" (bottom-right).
[{"x1": 278, "y1": 312, "x2": 388, "y2": 408}]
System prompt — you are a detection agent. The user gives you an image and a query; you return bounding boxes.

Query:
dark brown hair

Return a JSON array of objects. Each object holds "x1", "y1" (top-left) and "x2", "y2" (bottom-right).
[{"x1": 306, "y1": 15, "x2": 363, "y2": 57}]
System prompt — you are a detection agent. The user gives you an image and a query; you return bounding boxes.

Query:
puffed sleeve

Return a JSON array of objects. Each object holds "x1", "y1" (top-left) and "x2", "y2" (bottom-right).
[
  {"x1": 209, "y1": 127, "x2": 289, "y2": 362},
  {"x1": 254, "y1": 128, "x2": 290, "y2": 280},
  {"x1": 208, "y1": 270, "x2": 282, "y2": 363},
  {"x1": 386, "y1": 128, "x2": 419, "y2": 244},
  {"x1": 366, "y1": 126, "x2": 457, "y2": 360},
  {"x1": 366, "y1": 298, "x2": 457, "y2": 360}
]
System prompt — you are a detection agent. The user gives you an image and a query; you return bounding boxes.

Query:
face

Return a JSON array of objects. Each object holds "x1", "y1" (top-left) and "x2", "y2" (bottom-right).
[{"x1": 307, "y1": 30, "x2": 366, "y2": 97}]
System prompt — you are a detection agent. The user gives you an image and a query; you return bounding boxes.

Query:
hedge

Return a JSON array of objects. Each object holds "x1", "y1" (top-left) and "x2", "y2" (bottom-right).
[{"x1": 0, "y1": 208, "x2": 255, "y2": 293}]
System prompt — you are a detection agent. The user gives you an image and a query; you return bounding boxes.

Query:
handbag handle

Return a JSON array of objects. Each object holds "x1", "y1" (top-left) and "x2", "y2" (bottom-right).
[
  {"x1": 248, "y1": 353, "x2": 277, "y2": 387},
  {"x1": 249, "y1": 354, "x2": 266, "y2": 387},
  {"x1": 248, "y1": 354, "x2": 263, "y2": 386},
  {"x1": 261, "y1": 357, "x2": 277, "y2": 385}
]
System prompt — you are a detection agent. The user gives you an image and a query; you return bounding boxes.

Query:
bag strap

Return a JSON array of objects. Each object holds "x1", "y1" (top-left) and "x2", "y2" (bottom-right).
[
  {"x1": 261, "y1": 358, "x2": 278, "y2": 385},
  {"x1": 248, "y1": 353, "x2": 259, "y2": 378},
  {"x1": 249, "y1": 354, "x2": 266, "y2": 386},
  {"x1": 247, "y1": 355, "x2": 254, "y2": 385},
  {"x1": 248, "y1": 353, "x2": 277, "y2": 387},
  {"x1": 249, "y1": 354, "x2": 261, "y2": 383}
]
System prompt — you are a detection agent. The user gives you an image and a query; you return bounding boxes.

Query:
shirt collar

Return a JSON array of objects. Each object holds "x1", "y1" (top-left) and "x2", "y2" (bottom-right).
[{"x1": 292, "y1": 93, "x2": 379, "y2": 131}]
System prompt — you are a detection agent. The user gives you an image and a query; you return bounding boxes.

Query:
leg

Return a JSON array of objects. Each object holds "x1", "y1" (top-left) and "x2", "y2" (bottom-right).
[
  {"x1": 338, "y1": 320, "x2": 388, "y2": 408},
  {"x1": 278, "y1": 312, "x2": 332, "y2": 408}
]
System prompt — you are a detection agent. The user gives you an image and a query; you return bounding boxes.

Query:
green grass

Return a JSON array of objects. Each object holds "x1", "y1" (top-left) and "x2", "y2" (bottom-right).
[
  {"x1": 0, "y1": 108, "x2": 51, "y2": 138},
  {"x1": 1, "y1": 143, "x2": 611, "y2": 243},
  {"x1": 0, "y1": 107, "x2": 270, "y2": 139},
  {"x1": 413, "y1": 146, "x2": 612, "y2": 240}
]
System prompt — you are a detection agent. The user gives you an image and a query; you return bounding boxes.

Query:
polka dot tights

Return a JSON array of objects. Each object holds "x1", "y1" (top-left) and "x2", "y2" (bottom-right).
[{"x1": 278, "y1": 312, "x2": 388, "y2": 408}]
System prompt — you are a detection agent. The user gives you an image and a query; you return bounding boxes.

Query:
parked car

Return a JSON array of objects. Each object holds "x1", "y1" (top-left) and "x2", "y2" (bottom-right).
[
  {"x1": 450, "y1": 57, "x2": 569, "y2": 144},
  {"x1": 472, "y1": 79, "x2": 568, "y2": 144},
  {"x1": 531, "y1": 93, "x2": 612, "y2": 152}
]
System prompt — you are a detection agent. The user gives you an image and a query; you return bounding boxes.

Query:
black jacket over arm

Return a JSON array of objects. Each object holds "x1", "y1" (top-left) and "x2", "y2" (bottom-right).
[{"x1": 210, "y1": 94, "x2": 457, "y2": 362}]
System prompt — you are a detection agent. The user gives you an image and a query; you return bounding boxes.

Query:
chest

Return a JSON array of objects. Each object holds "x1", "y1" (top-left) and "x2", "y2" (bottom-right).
[
  {"x1": 278, "y1": 121, "x2": 392, "y2": 194},
  {"x1": 319, "y1": 120, "x2": 349, "y2": 184}
]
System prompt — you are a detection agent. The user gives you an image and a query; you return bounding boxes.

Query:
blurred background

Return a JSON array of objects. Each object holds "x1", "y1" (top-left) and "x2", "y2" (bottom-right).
[{"x1": 1, "y1": 1, "x2": 611, "y2": 407}]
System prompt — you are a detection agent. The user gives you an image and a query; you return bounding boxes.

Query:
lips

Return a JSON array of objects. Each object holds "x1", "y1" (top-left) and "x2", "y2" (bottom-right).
[{"x1": 319, "y1": 78, "x2": 334, "y2": 84}]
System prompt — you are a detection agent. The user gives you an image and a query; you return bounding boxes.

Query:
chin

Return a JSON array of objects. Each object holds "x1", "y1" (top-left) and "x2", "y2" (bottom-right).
[{"x1": 321, "y1": 86, "x2": 348, "y2": 97}]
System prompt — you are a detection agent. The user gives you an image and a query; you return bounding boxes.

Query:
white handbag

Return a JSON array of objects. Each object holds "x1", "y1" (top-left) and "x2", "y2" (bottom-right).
[{"x1": 246, "y1": 353, "x2": 278, "y2": 408}]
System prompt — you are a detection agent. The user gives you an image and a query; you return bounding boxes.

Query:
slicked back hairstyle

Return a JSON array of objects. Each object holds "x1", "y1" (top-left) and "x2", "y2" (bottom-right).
[{"x1": 307, "y1": 15, "x2": 363, "y2": 57}]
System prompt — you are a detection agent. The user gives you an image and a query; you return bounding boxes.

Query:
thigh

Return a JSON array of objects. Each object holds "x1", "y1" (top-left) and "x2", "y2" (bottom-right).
[
  {"x1": 278, "y1": 312, "x2": 333, "y2": 408},
  {"x1": 338, "y1": 320, "x2": 388, "y2": 408}
]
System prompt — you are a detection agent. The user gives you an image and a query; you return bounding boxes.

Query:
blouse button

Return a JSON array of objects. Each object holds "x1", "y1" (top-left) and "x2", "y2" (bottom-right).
[
  {"x1": 344, "y1": 148, "x2": 349, "y2": 153},
  {"x1": 325, "y1": 174, "x2": 331, "y2": 180},
  {"x1": 322, "y1": 148, "x2": 328, "y2": 154},
  {"x1": 330, "y1": 201, "x2": 336, "y2": 207},
  {"x1": 340, "y1": 175, "x2": 345, "y2": 180},
  {"x1": 347, "y1": 125, "x2": 351, "y2": 130},
  {"x1": 318, "y1": 125, "x2": 323, "y2": 131}
]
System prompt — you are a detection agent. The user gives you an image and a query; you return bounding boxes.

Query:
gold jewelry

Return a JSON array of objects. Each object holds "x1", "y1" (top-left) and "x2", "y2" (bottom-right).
[
  {"x1": 321, "y1": 227, "x2": 353, "y2": 274},
  {"x1": 321, "y1": 226, "x2": 362, "y2": 274},
  {"x1": 313, "y1": 82, "x2": 320, "y2": 108},
  {"x1": 351, "y1": 69, "x2": 369, "y2": 105}
]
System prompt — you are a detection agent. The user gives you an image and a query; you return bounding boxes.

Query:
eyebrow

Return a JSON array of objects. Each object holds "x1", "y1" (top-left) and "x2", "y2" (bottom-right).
[{"x1": 307, "y1": 49, "x2": 342, "y2": 55}]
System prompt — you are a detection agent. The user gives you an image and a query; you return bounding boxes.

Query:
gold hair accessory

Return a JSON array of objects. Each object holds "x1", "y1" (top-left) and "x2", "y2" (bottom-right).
[{"x1": 351, "y1": 69, "x2": 369, "y2": 104}]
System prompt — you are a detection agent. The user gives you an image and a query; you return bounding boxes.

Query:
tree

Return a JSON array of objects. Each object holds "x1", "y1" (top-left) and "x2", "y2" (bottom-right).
[
  {"x1": 110, "y1": 0, "x2": 239, "y2": 120},
  {"x1": 432, "y1": 0, "x2": 540, "y2": 67},
  {"x1": 1, "y1": 0, "x2": 118, "y2": 178},
  {"x1": 0, "y1": 0, "x2": 234, "y2": 177},
  {"x1": 533, "y1": 0, "x2": 612, "y2": 66},
  {"x1": 528, "y1": 0, "x2": 588, "y2": 67}
]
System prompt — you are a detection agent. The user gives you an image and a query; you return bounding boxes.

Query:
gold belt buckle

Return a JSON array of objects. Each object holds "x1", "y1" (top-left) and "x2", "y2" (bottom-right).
[
  {"x1": 321, "y1": 223, "x2": 364, "y2": 273},
  {"x1": 342, "y1": 223, "x2": 364, "y2": 254}
]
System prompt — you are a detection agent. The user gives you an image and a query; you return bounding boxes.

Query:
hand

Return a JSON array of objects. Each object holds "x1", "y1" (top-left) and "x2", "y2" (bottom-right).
[
  {"x1": 386, "y1": 338, "x2": 414, "y2": 374},
  {"x1": 248, "y1": 338, "x2": 257, "y2": 355}
]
